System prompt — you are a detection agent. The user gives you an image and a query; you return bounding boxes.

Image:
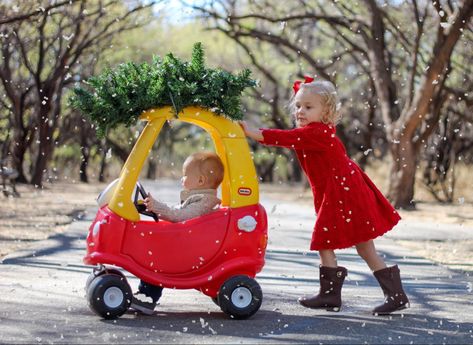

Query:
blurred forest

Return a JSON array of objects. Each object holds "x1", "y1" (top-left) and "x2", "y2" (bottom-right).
[{"x1": 0, "y1": 0, "x2": 472, "y2": 209}]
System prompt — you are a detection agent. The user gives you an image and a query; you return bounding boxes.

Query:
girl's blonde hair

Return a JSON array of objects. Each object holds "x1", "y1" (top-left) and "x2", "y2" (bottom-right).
[{"x1": 289, "y1": 79, "x2": 341, "y2": 125}]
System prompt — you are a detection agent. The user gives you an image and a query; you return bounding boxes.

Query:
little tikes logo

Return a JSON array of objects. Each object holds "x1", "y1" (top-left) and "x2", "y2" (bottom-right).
[{"x1": 238, "y1": 187, "x2": 252, "y2": 196}]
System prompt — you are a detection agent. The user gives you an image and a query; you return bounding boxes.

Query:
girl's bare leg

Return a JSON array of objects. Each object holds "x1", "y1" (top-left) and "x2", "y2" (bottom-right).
[
  {"x1": 319, "y1": 249, "x2": 337, "y2": 267},
  {"x1": 355, "y1": 240, "x2": 387, "y2": 272}
]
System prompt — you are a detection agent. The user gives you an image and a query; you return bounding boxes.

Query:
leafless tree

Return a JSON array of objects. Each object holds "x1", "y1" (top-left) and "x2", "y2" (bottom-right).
[
  {"x1": 0, "y1": 0, "x2": 157, "y2": 186},
  {"x1": 0, "y1": 0, "x2": 80, "y2": 25},
  {"x1": 192, "y1": 0, "x2": 473, "y2": 208}
]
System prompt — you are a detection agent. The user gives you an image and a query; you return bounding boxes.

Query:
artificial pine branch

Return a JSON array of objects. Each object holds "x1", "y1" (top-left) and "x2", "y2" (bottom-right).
[{"x1": 69, "y1": 42, "x2": 257, "y2": 137}]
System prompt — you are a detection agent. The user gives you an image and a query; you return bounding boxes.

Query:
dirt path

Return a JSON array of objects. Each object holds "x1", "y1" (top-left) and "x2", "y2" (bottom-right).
[
  {"x1": 0, "y1": 182, "x2": 105, "y2": 259},
  {"x1": 1, "y1": 181, "x2": 472, "y2": 273}
]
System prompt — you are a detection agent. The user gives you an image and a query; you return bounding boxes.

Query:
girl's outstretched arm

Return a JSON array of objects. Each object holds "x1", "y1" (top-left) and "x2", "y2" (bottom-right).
[
  {"x1": 240, "y1": 121, "x2": 334, "y2": 151},
  {"x1": 259, "y1": 126, "x2": 333, "y2": 150},
  {"x1": 239, "y1": 121, "x2": 263, "y2": 141}
]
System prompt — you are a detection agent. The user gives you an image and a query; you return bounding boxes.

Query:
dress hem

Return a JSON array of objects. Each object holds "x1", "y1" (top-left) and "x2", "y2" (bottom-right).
[{"x1": 309, "y1": 216, "x2": 401, "y2": 251}]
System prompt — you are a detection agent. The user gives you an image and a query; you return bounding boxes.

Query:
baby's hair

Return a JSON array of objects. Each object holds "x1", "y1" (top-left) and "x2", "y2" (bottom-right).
[
  {"x1": 290, "y1": 79, "x2": 342, "y2": 125},
  {"x1": 185, "y1": 152, "x2": 224, "y2": 189}
]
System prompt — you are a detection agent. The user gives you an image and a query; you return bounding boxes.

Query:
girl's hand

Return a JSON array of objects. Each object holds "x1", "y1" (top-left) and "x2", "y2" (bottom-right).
[
  {"x1": 239, "y1": 121, "x2": 263, "y2": 141},
  {"x1": 238, "y1": 121, "x2": 250, "y2": 135}
]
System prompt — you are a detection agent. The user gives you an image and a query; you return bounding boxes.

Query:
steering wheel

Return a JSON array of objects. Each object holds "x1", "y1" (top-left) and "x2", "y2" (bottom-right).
[{"x1": 134, "y1": 181, "x2": 159, "y2": 222}]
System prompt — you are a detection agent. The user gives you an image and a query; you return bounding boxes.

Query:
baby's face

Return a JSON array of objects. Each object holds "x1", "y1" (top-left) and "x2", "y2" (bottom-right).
[
  {"x1": 294, "y1": 90, "x2": 326, "y2": 127},
  {"x1": 181, "y1": 160, "x2": 204, "y2": 190}
]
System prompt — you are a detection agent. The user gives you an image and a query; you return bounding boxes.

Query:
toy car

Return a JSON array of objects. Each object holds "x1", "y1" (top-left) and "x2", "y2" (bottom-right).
[{"x1": 83, "y1": 106, "x2": 268, "y2": 319}]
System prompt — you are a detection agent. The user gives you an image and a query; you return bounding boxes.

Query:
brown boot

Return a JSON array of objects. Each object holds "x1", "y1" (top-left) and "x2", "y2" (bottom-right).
[
  {"x1": 372, "y1": 265, "x2": 410, "y2": 315},
  {"x1": 298, "y1": 266, "x2": 347, "y2": 312}
]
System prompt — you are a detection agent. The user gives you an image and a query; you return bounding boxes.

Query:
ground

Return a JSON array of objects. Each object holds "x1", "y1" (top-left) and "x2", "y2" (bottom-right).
[
  {"x1": 0, "y1": 181, "x2": 472, "y2": 273},
  {"x1": 0, "y1": 182, "x2": 105, "y2": 258},
  {"x1": 260, "y1": 182, "x2": 473, "y2": 273}
]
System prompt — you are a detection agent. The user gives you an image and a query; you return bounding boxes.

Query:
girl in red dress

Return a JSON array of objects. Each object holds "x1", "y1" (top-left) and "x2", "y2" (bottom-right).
[{"x1": 240, "y1": 77, "x2": 409, "y2": 315}]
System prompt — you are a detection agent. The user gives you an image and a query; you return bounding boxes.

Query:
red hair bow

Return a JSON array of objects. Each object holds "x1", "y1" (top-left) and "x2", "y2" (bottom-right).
[{"x1": 292, "y1": 75, "x2": 314, "y2": 94}]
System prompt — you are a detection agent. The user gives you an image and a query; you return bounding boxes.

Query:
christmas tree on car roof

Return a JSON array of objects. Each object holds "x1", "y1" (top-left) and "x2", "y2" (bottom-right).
[{"x1": 70, "y1": 42, "x2": 257, "y2": 137}]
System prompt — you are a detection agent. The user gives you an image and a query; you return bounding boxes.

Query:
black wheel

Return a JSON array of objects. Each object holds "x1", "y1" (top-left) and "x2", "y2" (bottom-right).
[
  {"x1": 218, "y1": 275, "x2": 262, "y2": 319},
  {"x1": 85, "y1": 268, "x2": 125, "y2": 292},
  {"x1": 87, "y1": 273, "x2": 132, "y2": 319}
]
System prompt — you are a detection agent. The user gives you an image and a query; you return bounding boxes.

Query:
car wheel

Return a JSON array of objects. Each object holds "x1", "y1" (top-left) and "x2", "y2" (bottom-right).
[
  {"x1": 218, "y1": 275, "x2": 262, "y2": 319},
  {"x1": 87, "y1": 273, "x2": 132, "y2": 319},
  {"x1": 85, "y1": 268, "x2": 124, "y2": 292}
]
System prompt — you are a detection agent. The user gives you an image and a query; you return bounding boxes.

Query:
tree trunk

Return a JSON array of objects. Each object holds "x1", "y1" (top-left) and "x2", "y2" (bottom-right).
[
  {"x1": 11, "y1": 127, "x2": 29, "y2": 183},
  {"x1": 257, "y1": 160, "x2": 275, "y2": 182},
  {"x1": 79, "y1": 144, "x2": 89, "y2": 183},
  {"x1": 356, "y1": 105, "x2": 376, "y2": 171},
  {"x1": 31, "y1": 127, "x2": 53, "y2": 187},
  {"x1": 80, "y1": 153, "x2": 89, "y2": 183},
  {"x1": 8, "y1": 97, "x2": 33, "y2": 184},
  {"x1": 382, "y1": 0, "x2": 472, "y2": 208},
  {"x1": 146, "y1": 141, "x2": 159, "y2": 180},
  {"x1": 79, "y1": 126, "x2": 90, "y2": 183},
  {"x1": 98, "y1": 147, "x2": 107, "y2": 183},
  {"x1": 31, "y1": 99, "x2": 54, "y2": 187},
  {"x1": 387, "y1": 131, "x2": 417, "y2": 209},
  {"x1": 31, "y1": 80, "x2": 65, "y2": 187},
  {"x1": 146, "y1": 159, "x2": 157, "y2": 180}
]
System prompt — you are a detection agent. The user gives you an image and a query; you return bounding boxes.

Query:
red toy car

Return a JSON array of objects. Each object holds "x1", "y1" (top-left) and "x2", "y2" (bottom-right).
[{"x1": 83, "y1": 107, "x2": 268, "y2": 319}]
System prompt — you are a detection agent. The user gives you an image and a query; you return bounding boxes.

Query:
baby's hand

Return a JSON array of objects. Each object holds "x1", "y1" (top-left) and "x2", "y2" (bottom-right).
[{"x1": 144, "y1": 192, "x2": 155, "y2": 212}]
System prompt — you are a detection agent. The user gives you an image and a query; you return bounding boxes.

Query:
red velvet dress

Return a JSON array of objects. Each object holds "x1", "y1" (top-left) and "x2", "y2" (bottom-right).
[{"x1": 260, "y1": 122, "x2": 400, "y2": 250}]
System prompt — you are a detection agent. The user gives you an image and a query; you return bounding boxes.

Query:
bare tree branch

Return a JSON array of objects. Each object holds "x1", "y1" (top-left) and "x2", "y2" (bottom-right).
[{"x1": 0, "y1": 0, "x2": 80, "y2": 25}]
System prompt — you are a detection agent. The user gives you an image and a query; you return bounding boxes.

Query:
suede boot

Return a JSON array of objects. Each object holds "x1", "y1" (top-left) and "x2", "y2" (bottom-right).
[
  {"x1": 298, "y1": 266, "x2": 347, "y2": 312},
  {"x1": 372, "y1": 265, "x2": 410, "y2": 315}
]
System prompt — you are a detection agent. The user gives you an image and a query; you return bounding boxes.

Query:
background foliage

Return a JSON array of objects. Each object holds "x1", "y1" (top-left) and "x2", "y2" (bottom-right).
[{"x1": 1, "y1": 0, "x2": 472, "y2": 207}]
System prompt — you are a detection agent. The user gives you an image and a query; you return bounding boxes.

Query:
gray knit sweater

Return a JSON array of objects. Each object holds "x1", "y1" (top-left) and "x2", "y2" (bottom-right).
[{"x1": 147, "y1": 189, "x2": 221, "y2": 223}]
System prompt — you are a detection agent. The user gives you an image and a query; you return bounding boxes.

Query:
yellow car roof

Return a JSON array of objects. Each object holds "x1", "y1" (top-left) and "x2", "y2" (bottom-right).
[{"x1": 108, "y1": 106, "x2": 259, "y2": 221}]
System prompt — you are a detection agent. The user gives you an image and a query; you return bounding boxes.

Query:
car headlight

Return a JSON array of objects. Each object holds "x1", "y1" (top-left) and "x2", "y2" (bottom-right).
[{"x1": 97, "y1": 178, "x2": 119, "y2": 207}]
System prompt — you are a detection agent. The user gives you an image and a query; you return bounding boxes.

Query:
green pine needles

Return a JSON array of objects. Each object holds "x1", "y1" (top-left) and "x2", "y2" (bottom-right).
[{"x1": 69, "y1": 42, "x2": 257, "y2": 137}]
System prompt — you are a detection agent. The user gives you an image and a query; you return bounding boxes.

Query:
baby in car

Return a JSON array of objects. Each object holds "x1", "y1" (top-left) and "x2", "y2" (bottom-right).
[
  {"x1": 131, "y1": 151, "x2": 224, "y2": 315},
  {"x1": 144, "y1": 151, "x2": 224, "y2": 222}
]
